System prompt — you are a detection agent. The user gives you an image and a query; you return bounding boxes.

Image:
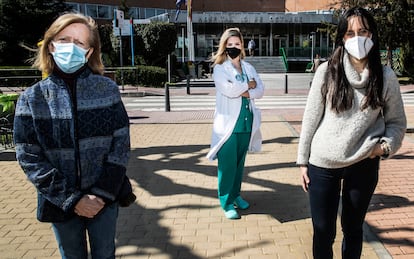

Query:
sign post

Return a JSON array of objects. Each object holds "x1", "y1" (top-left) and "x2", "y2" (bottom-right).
[
  {"x1": 186, "y1": 0, "x2": 196, "y2": 78},
  {"x1": 114, "y1": 9, "x2": 125, "y2": 89},
  {"x1": 130, "y1": 17, "x2": 135, "y2": 66}
]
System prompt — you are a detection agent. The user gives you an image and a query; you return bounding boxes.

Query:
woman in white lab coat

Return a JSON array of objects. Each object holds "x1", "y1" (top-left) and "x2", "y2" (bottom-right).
[{"x1": 207, "y1": 28, "x2": 264, "y2": 219}]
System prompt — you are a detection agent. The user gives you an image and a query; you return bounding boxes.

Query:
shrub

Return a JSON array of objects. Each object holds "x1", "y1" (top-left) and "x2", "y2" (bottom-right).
[{"x1": 115, "y1": 65, "x2": 167, "y2": 88}]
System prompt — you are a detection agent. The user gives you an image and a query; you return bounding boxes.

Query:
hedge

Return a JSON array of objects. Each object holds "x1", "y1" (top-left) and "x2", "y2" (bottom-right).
[{"x1": 114, "y1": 65, "x2": 167, "y2": 88}]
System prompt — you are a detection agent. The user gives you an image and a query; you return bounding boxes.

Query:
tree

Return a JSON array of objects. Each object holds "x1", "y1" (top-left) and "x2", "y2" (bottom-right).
[
  {"x1": 0, "y1": 0, "x2": 69, "y2": 66},
  {"x1": 137, "y1": 22, "x2": 177, "y2": 66},
  {"x1": 119, "y1": 0, "x2": 130, "y2": 19},
  {"x1": 99, "y1": 24, "x2": 118, "y2": 67}
]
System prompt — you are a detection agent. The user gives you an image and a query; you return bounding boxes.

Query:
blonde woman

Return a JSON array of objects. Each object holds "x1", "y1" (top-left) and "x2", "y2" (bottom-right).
[
  {"x1": 207, "y1": 28, "x2": 264, "y2": 219},
  {"x1": 14, "y1": 13, "x2": 134, "y2": 258}
]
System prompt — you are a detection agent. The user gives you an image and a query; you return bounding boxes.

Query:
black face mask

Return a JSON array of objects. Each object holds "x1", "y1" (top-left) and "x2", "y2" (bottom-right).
[{"x1": 226, "y1": 47, "x2": 241, "y2": 59}]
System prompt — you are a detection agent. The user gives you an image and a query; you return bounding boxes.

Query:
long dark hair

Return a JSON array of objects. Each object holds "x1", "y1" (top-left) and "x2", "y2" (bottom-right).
[{"x1": 322, "y1": 7, "x2": 384, "y2": 112}]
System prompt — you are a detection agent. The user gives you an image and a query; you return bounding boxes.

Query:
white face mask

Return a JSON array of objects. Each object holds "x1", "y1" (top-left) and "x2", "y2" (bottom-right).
[{"x1": 344, "y1": 36, "x2": 374, "y2": 60}]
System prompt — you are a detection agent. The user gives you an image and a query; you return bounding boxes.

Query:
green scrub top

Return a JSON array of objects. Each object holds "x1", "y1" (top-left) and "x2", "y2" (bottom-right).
[{"x1": 233, "y1": 97, "x2": 253, "y2": 133}]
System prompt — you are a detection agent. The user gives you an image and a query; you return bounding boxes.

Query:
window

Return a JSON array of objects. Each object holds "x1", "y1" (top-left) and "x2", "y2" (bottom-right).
[
  {"x1": 85, "y1": 5, "x2": 97, "y2": 18},
  {"x1": 98, "y1": 5, "x2": 111, "y2": 19},
  {"x1": 66, "y1": 2, "x2": 80, "y2": 12},
  {"x1": 144, "y1": 8, "x2": 156, "y2": 18},
  {"x1": 155, "y1": 9, "x2": 167, "y2": 16},
  {"x1": 85, "y1": 4, "x2": 112, "y2": 19},
  {"x1": 128, "y1": 7, "x2": 141, "y2": 19}
]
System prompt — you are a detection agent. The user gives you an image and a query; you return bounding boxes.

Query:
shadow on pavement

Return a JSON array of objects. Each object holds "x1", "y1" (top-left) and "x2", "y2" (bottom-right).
[
  {"x1": 263, "y1": 136, "x2": 298, "y2": 144},
  {"x1": 367, "y1": 193, "x2": 414, "y2": 248},
  {"x1": 116, "y1": 142, "x2": 309, "y2": 257},
  {"x1": 389, "y1": 151, "x2": 414, "y2": 160}
]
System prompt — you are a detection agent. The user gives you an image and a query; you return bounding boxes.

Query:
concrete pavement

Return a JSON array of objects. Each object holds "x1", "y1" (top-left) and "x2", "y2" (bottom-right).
[{"x1": 1, "y1": 75, "x2": 413, "y2": 258}]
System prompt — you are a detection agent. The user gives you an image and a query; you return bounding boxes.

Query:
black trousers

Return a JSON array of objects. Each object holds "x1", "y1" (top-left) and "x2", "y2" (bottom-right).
[{"x1": 308, "y1": 157, "x2": 379, "y2": 259}]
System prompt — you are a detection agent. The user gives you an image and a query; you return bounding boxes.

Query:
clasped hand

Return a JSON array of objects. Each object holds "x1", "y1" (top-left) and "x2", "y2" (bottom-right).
[
  {"x1": 248, "y1": 79, "x2": 256, "y2": 89},
  {"x1": 74, "y1": 194, "x2": 105, "y2": 218},
  {"x1": 241, "y1": 79, "x2": 257, "y2": 98},
  {"x1": 369, "y1": 143, "x2": 383, "y2": 158}
]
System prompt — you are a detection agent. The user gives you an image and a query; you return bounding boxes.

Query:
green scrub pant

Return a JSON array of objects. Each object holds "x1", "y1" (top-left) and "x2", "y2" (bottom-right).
[{"x1": 217, "y1": 132, "x2": 251, "y2": 209}]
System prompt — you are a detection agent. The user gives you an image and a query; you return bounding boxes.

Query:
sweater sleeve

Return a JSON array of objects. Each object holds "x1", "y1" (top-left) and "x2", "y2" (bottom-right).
[
  {"x1": 90, "y1": 86, "x2": 131, "y2": 201},
  {"x1": 14, "y1": 91, "x2": 83, "y2": 212},
  {"x1": 379, "y1": 66, "x2": 407, "y2": 157},
  {"x1": 245, "y1": 62, "x2": 264, "y2": 100},
  {"x1": 296, "y1": 62, "x2": 327, "y2": 165}
]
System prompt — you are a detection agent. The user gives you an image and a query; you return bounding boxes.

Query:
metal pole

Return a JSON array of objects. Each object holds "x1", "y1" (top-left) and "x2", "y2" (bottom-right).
[
  {"x1": 119, "y1": 27, "x2": 124, "y2": 91},
  {"x1": 186, "y1": 75, "x2": 191, "y2": 95},
  {"x1": 311, "y1": 32, "x2": 315, "y2": 63},
  {"x1": 187, "y1": 0, "x2": 194, "y2": 62},
  {"x1": 167, "y1": 54, "x2": 171, "y2": 83},
  {"x1": 269, "y1": 17, "x2": 273, "y2": 56},
  {"x1": 181, "y1": 26, "x2": 185, "y2": 63},
  {"x1": 165, "y1": 83, "x2": 170, "y2": 112},
  {"x1": 285, "y1": 74, "x2": 288, "y2": 94},
  {"x1": 130, "y1": 17, "x2": 135, "y2": 66}
]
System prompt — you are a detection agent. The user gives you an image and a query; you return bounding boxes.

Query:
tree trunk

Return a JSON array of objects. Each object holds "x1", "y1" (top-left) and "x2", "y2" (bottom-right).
[{"x1": 386, "y1": 46, "x2": 393, "y2": 69}]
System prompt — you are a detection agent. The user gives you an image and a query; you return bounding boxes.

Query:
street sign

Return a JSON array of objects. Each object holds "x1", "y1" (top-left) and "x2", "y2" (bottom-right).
[{"x1": 113, "y1": 9, "x2": 131, "y2": 36}]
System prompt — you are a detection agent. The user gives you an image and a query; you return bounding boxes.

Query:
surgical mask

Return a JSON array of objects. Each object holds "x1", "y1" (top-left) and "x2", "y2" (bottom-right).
[
  {"x1": 51, "y1": 42, "x2": 89, "y2": 74},
  {"x1": 344, "y1": 36, "x2": 373, "y2": 60},
  {"x1": 226, "y1": 47, "x2": 241, "y2": 59}
]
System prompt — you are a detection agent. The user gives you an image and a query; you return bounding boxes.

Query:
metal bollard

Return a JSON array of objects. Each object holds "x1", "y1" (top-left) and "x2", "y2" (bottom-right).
[
  {"x1": 165, "y1": 82, "x2": 170, "y2": 112},
  {"x1": 284, "y1": 74, "x2": 288, "y2": 94},
  {"x1": 186, "y1": 75, "x2": 191, "y2": 95}
]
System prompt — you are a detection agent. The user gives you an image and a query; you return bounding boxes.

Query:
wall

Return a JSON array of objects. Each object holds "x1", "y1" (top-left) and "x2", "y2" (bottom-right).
[
  {"x1": 285, "y1": 0, "x2": 337, "y2": 12},
  {"x1": 68, "y1": 0, "x2": 286, "y2": 12},
  {"x1": 69, "y1": 0, "x2": 340, "y2": 13}
]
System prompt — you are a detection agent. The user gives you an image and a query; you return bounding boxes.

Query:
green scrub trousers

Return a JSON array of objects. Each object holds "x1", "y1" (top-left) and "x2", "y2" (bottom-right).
[{"x1": 217, "y1": 97, "x2": 253, "y2": 209}]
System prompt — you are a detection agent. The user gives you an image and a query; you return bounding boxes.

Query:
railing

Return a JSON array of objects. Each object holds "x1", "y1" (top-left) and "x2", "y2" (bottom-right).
[
  {"x1": 284, "y1": 47, "x2": 332, "y2": 60},
  {"x1": 0, "y1": 68, "x2": 42, "y2": 93},
  {"x1": 0, "y1": 116, "x2": 14, "y2": 149},
  {"x1": 279, "y1": 48, "x2": 289, "y2": 71},
  {"x1": 0, "y1": 93, "x2": 18, "y2": 150}
]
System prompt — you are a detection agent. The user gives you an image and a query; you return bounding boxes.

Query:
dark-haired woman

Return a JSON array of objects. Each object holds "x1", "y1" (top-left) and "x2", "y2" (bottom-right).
[{"x1": 297, "y1": 7, "x2": 406, "y2": 259}]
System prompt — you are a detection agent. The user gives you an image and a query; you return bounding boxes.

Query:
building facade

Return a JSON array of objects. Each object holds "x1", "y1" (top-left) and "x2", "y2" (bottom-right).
[{"x1": 67, "y1": 0, "x2": 337, "y2": 69}]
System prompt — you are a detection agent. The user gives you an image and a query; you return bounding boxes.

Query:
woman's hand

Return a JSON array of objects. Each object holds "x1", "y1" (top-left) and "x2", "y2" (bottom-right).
[
  {"x1": 74, "y1": 194, "x2": 105, "y2": 218},
  {"x1": 240, "y1": 79, "x2": 256, "y2": 98},
  {"x1": 369, "y1": 143, "x2": 383, "y2": 158},
  {"x1": 300, "y1": 166, "x2": 310, "y2": 192},
  {"x1": 240, "y1": 91, "x2": 250, "y2": 98},
  {"x1": 248, "y1": 79, "x2": 256, "y2": 89}
]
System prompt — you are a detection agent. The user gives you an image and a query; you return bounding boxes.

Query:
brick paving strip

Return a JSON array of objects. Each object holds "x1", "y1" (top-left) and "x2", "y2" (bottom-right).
[{"x1": 364, "y1": 106, "x2": 414, "y2": 259}]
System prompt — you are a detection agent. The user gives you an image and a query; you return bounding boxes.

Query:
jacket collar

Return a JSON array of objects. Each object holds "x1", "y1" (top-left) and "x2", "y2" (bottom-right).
[{"x1": 50, "y1": 66, "x2": 92, "y2": 86}]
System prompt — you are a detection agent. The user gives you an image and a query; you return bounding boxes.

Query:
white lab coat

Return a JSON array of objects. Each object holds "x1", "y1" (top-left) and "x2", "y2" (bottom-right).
[{"x1": 206, "y1": 59, "x2": 264, "y2": 161}]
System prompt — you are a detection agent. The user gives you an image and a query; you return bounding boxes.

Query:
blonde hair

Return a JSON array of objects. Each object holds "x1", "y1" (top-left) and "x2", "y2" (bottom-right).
[
  {"x1": 33, "y1": 12, "x2": 104, "y2": 75},
  {"x1": 210, "y1": 27, "x2": 246, "y2": 66}
]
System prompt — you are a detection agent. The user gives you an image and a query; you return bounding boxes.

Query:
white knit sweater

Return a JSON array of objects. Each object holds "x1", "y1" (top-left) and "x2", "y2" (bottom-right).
[{"x1": 297, "y1": 54, "x2": 406, "y2": 168}]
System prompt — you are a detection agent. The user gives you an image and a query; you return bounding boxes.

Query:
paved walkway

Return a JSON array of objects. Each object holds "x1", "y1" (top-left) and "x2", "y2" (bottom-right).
[{"x1": 0, "y1": 80, "x2": 413, "y2": 258}]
